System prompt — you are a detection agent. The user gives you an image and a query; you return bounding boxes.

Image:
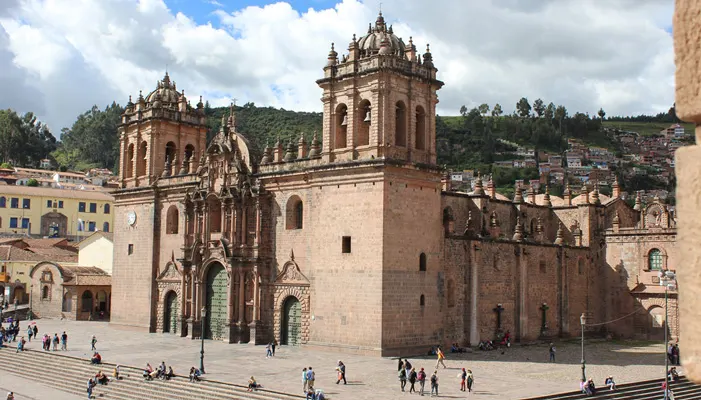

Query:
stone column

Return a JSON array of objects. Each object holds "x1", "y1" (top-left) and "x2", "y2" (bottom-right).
[
  {"x1": 240, "y1": 204, "x2": 247, "y2": 246},
  {"x1": 254, "y1": 198, "x2": 261, "y2": 256},
  {"x1": 469, "y1": 248, "x2": 479, "y2": 345},
  {"x1": 232, "y1": 206, "x2": 239, "y2": 246},
  {"x1": 674, "y1": 0, "x2": 701, "y2": 381}
]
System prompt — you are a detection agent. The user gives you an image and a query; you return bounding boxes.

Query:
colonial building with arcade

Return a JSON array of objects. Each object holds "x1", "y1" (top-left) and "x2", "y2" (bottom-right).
[{"x1": 110, "y1": 13, "x2": 677, "y2": 355}]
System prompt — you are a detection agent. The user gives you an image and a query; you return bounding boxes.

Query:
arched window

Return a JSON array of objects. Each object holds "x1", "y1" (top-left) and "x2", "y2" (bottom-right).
[
  {"x1": 81, "y1": 290, "x2": 93, "y2": 312},
  {"x1": 0, "y1": 197, "x2": 6, "y2": 208},
  {"x1": 166, "y1": 205, "x2": 179, "y2": 234},
  {"x1": 420, "y1": 294, "x2": 425, "y2": 307},
  {"x1": 165, "y1": 141, "x2": 177, "y2": 166},
  {"x1": 335, "y1": 104, "x2": 348, "y2": 150},
  {"x1": 136, "y1": 141, "x2": 148, "y2": 177},
  {"x1": 530, "y1": 219, "x2": 537, "y2": 234},
  {"x1": 357, "y1": 100, "x2": 371, "y2": 146},
  {"x1": 126, "y1": 143, "x2": 135, "y2": 178},
  {"x1": 648, "y1": 249, "x2": 663, "y2": 271},
  {"x1": 41, "y1": 285, "x2": 49, "y2": 300},
  {"x1": 286, "y1": 196, "x2": 303, "y2": 230},
  {"x1": 540, "y1": 260, "x2": 546, "y2": 273},
  {"x1": 395, "y1": 101, "x2": 407, "y2": 147},
  {"x1": 104, "y1": 204, "x2": 110, "y2": 214},
  {"x1": 102, "y1": 222, "x2": 110, "y2": 232},
  {"x1": 447, "y1": 279, "x2": 455, "y2": 307},
  {"x1": 415, "y1": 105, "x2": 426, "y2": 150},
  {"x1": 419, "y1": 253, "x2": 427, "y2": 271},
  {"x1": 578, "y1": 259, "x2": 584, "y2": 275}
]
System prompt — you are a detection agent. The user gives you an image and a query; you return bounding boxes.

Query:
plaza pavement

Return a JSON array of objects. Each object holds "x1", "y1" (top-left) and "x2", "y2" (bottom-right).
[{"x1": 10, "y1": 319, "x2": 677, "y2": 400}]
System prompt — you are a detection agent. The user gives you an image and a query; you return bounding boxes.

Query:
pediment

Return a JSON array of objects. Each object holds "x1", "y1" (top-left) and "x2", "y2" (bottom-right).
[
  {"x1": 275, "y1": 261, "x2": 309, "y2": 285},
  {"x1": 157, "y1": 262, "x2": 181, "y2": 282}
]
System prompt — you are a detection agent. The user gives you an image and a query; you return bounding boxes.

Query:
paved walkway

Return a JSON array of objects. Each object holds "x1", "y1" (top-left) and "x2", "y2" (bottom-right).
[{"x1": 10, "y1": 319, "x2": 678, "y2": 400}]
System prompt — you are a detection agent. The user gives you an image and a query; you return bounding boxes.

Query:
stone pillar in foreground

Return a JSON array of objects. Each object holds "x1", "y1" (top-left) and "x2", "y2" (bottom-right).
[{"x1": 674, "y1": 0, "x2": 701, "y2": 382}]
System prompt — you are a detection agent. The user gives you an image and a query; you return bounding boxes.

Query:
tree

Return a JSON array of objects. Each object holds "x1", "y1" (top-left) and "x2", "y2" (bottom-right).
[
  {"x1": 516, "y1": 97, "x2": 531, "y2": 118},
  {"x1": 544, "y1": 102, "x2": 555, "y2": 121},
  {"x1": 27, "y1": 178, "x2": 38, "y2": 187},
  {"x1": 597, "y1": 108, "x2": 606, "y2": 121},
  {"x1": 492, "y1": 103, "x2": 503, "y2": 117},
  {"x1": 0, "y1": 109, "x2": 57, "y2": 167},
  {"x1": 459, "y1": 105, "x2": 468, "y2": 117},
  {"x1": 554, "y1": 105, "x2": 568, "y2": 134},
  {"x1": 478, "y1": 103, "x2": 490, "y2": 116},
  {"x1": 533, "y1": 98, "x2": 545, "y2": 117},
  {"x1": 0, "y1": 162, "x2": 10, "y2": 169}
]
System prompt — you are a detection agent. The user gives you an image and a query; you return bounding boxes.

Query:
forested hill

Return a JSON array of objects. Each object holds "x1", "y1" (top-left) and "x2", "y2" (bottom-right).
[{"x1": 0, "y1": 98, "x2": 681, "y2": 173}]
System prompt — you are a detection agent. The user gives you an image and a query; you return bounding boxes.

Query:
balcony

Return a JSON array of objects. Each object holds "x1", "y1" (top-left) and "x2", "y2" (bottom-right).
[{"x1": 0, "y1": 272, "x2": 10, "y2": 283}]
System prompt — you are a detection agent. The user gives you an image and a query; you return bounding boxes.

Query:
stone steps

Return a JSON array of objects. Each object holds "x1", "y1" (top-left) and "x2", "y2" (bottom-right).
[
  {"x1": 0, "y1": 347, "x2": 304, "y2": 400},
  {"x1": 524, "y1": 375, "x2": 701, "y2": 400}
]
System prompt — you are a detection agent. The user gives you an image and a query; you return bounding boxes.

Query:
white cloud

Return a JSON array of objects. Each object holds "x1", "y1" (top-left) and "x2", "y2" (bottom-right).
[{"x1": 0, "y1": 0, "x2": 674, "y2": 133}]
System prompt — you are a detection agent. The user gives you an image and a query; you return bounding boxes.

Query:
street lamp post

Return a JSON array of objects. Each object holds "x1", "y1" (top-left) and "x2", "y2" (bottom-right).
[
  {"x1": 660, "y1": 270, "x2": 677, "y2": 400},
  {"x1": 28, "y1": 284, "x2": 33, "y2": 320},
  {"x1": 200, "y1": 307, "x2": 206, "y2": 374},
  {"x1": 580, "y1": 313, "x2": 586, "y2": 382}
]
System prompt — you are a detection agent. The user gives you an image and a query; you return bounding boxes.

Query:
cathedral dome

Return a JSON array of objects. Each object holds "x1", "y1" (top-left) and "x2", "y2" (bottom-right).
[
  {"x1": 145, "y1": 72, "x2": 183, "y2": 106},
  {"x1": 356, "y1": 12, "x2": 406, "y2": 57}
]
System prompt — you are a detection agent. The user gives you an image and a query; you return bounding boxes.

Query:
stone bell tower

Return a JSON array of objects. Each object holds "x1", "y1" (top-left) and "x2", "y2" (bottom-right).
[
  {"x1": 316, "y1": 12, "x2": 443, "y2": 164},
  {"x1": 117, "y1": 72, "x2": 208, "y2": 189}
]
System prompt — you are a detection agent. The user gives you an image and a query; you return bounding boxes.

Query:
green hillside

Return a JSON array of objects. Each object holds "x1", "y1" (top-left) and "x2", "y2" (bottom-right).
[{"x1": 602, "y1": 121, "x2": 694, "y2": 136}]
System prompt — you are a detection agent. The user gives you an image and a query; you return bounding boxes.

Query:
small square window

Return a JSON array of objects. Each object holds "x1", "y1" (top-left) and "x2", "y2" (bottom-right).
[
  {"x1": 89, "y1": 203, "x2": 96, "y2": 213},
  {"x1": 10, "y1": 198, "x2": 18, "y2": 209},
  {"x1": 22, "y1": 199, "x2": 30, "y2": 209},
  {"x1": 21, "y1": 218, "x2": 29, "y2": 229},
  {"x1": 46, "y1": 200, "x2": 52, "y2": 208},
  {"x1": 9, "y1": 218, "x2": 17, "y2": 228},
  {"x1": 539, "y1": 261, "x2": 546, "y2": 274},
  {"x1": 58, "y1": 201, "x2": 64, "y2": 209},
  {"x1": 128, "y1": 244, "x2": 134, "y2": 255},
  {"x1": 342, "y1": 236, "x2": 351, "y2": 253},
  {"x1": 78, "y1": 202, "x2": 86, "y2": 212}
]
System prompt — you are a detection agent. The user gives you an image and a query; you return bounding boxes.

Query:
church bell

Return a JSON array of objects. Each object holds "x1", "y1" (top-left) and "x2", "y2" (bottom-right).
[
  {"x1": 364, "y1": 110, "x2": 371, "y2": 123},
  {"x1": 341, "y1": 115, "x2": 348, "y2": 126}
]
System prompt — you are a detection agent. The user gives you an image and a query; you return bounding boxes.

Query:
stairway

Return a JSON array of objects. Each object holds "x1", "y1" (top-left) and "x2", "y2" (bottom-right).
[
  {"x1": 524, "y1": 375, "x2": 701, "y2": 400},
  {"x1": 0, "y1": 347, "x2": 305, "y2": 400}
]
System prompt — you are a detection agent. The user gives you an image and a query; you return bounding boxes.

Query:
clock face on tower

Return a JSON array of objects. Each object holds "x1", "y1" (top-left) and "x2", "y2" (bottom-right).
[{"x1": 127, "y1": 211, "x2": 137, "y2": 226}]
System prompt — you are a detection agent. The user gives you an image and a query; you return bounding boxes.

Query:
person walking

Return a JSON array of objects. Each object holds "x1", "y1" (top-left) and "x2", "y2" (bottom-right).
[
  {"x1": 302, "y1": 368, "x2": 308, "y2": 393},
  {"x1": 418, "y1": 368, "x2": 427, "y2": 396},
  {"x1": 265, "y1": 342, "x2": 272, "y2": 358},
  {"x1": 91, "y1": 335, "x2": 97, "y2": 351},
  {"x1": 306, "y1": 367, "x2": 315, "y2": 392},
  {"x1": 32, "y1": 324, "x2": 37, "y2": 340},
  {"x1": 466, "y1": 369, "x2": 474, "y2": 393},
  {"x1": 408, "y1": 367, "x2": 417, "y2": 393},
  {"x1": 398, "y1": 367, "x2": 407, "y2": 392},
  {"x1": 460, "y1": 368, "x2": 467, "y2": 391},
  {"x1": 61, "y1": 331, "x2": 68, "y2": 350},
  {"x1": 271, "y1": 340, "x2": 276, "y2": 356},
  {"x1": 549, "y1": 343, "x2": 556, "y2": 362},
  {"x1": 430, "y1": 371, "x2": 439, "y2": 397},
  {"x1": 404, "y1": 359, "x2": 412, "y2": 381},
  {"x1": 87, "y1": 378, "x2": 95, "y2": 399},
  {"x1": 336, "y1": 360, "x2": 346, "y2": 384},
  {"x1": 435, "y1": 346, "x2": 447, "y2": 369},
  {"x1": 52, "y1": 333, "x2": 59, "y2": 351},
  {"x1": 26, "y1": 326, "x2": 32, "y2": 342}
]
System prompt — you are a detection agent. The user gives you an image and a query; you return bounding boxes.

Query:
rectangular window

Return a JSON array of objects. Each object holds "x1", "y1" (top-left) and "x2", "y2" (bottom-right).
[
  {"x1": 78, "y1": 202, "x2": 85, "y2": 212},
  {"x1": 89, "y1": 203, "x2": 96, "y2": 213},
  {"x1": 88, "y1": 221, "x2": 96, "y2": 232},
  {"x1": 58, "y1": 200, "x2": 63, "y2": 209},
  {"x1": 21, "y1": 218, "x2": 29, "y2": 229},
  {"x1": 22, "y1": 199, "x2": 30, "y2": 209},
  {"x1": 46, "y1": 200, "x2": 52, "y2": 208},
  {"x1": 9, "y1": 218, "x2": 17, "y2": 228},
  {"x1": 128, "y1": 244, "x2": 134, "y2": 255},
  {"x1": 342, "y1": 236, "x2": 352, "y2": 253},
  {"x1": 10, "y1": 198, "x2": 18, "y2": 209}
]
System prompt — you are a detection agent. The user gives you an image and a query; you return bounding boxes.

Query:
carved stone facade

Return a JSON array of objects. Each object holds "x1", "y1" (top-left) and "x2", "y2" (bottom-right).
[{"x1": 110, "y1": 12, "x2": 676, "y2": 356}]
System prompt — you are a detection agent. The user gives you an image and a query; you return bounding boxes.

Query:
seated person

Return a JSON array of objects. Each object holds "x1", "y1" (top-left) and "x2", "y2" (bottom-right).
[
  {"x1": 605, "y1": 376, "x2": 616, "y2": 390},
  {"x1": 315, "y1": 389, "x2": 326, "y2": 400},
  {"x1": 586, "y1": 378, "x2": 596, "y2": 396},
  {"x1": 189, "y1": 367, "x2": 201, "y2": 382},
  {"x1": 143, "y1": 363, "x2": 154, "y2": 380},
  {"x1": 90, "y1": 352, "x2": 102, "y2": 364},
  {"x1": 95, "y1": 370, "x2": 109, "y2": 385},
  {"x1": 247, "y1": 376, "x2": 259, "y2": 392},
  {"x1": 669, "y1": 367, "x2": 680, "y2": 382},
  {"x1": 113, "y1": 365, "x2": 121, "y2": 380},
  {"x1": 165, "y1": 366, "x2": 175, "y2": 380},
  {"x1": 306, "y1": 390, "x2": 316, "y2": 400}
]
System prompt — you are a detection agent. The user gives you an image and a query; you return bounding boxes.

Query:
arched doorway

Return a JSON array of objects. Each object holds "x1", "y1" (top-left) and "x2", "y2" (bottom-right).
[
  {"x1": 163, "y1": 291, "x2": 179, "y2": 334},
  {"x1": 648, "y1": 306, "x2": 665, "y2": 340},
  {"x1": 97, "y1": 291, "x2": 108, "y2": 313},
  {"x1": 62, "y1": 292, "x2": 72, "y2": 312},
  {"x1": 204, "y1": 263, "x2": 227, "y2": 340},
  {"x1": 281, "y1": 296, "x2": 302, "y2": 346},
  {"x1": 12, "y1": 287, "x2": 25, "y2": 304}
]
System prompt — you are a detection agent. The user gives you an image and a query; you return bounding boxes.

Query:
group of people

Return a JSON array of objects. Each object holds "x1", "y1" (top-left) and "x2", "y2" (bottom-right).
[
  {"x1": 668, "y1": 342, "x2": 681, "y2": 366},
  {"x1": 143, "y1": 361, "x2": 175, "y2": 381},
  {"x1": 4, "y1": 321, "x2": 24, "y2": 344},
  {"x1": 265, "y1": 341, "x2": 277, "y2": 358},
  {"x1": 302, "y1": 366, "x2": 326, "y2": 399},
  {"x1": 397, "y1": 355, "x2": 471, "y2": 397},
  {"x1": 188, "y1": 367, "x2": 202, "y2": 382},
  {"x1": 580, "y1": 376, "x2": 617, "y2": 396}
]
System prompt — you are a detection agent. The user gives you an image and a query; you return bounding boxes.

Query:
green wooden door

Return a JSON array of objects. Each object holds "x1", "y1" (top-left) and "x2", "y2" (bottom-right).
[
  {"x1": 283, "y1": 297, "x2": 302, "y2": 346},
  {"x1": 164, "y1": 292, "x2": 178, "y2": 334},
  {"x1": 205, "y1": 264, "x2": 228, "y2": 340}
]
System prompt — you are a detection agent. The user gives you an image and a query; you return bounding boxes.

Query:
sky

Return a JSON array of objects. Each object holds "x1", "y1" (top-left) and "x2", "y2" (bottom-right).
[{"x1": 0, "y1": 0, "x2": 675, "y2": 135}]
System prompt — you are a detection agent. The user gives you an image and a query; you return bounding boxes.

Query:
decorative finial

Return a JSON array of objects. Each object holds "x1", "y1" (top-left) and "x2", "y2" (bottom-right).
[
  {"x1": 513, "y1": 216, "x2": 524, "y2": 242},
  {"x1": 554, "y1": 222, "x2": 564, "y2": 245}
]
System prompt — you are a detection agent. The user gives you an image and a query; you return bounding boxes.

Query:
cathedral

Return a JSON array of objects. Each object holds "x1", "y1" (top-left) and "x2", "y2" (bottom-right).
[{"x1": 110, "y1": 13, "x2": 678, "y2": 356}]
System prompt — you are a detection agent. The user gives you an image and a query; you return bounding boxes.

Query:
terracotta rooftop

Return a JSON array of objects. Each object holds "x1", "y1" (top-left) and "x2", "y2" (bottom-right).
[
  {"x1": 58, "y1": 265, "x2": 111, "y2": 286},
  {"x1": 0, "y1": 185, "x2": 114, "y2": 201}
]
